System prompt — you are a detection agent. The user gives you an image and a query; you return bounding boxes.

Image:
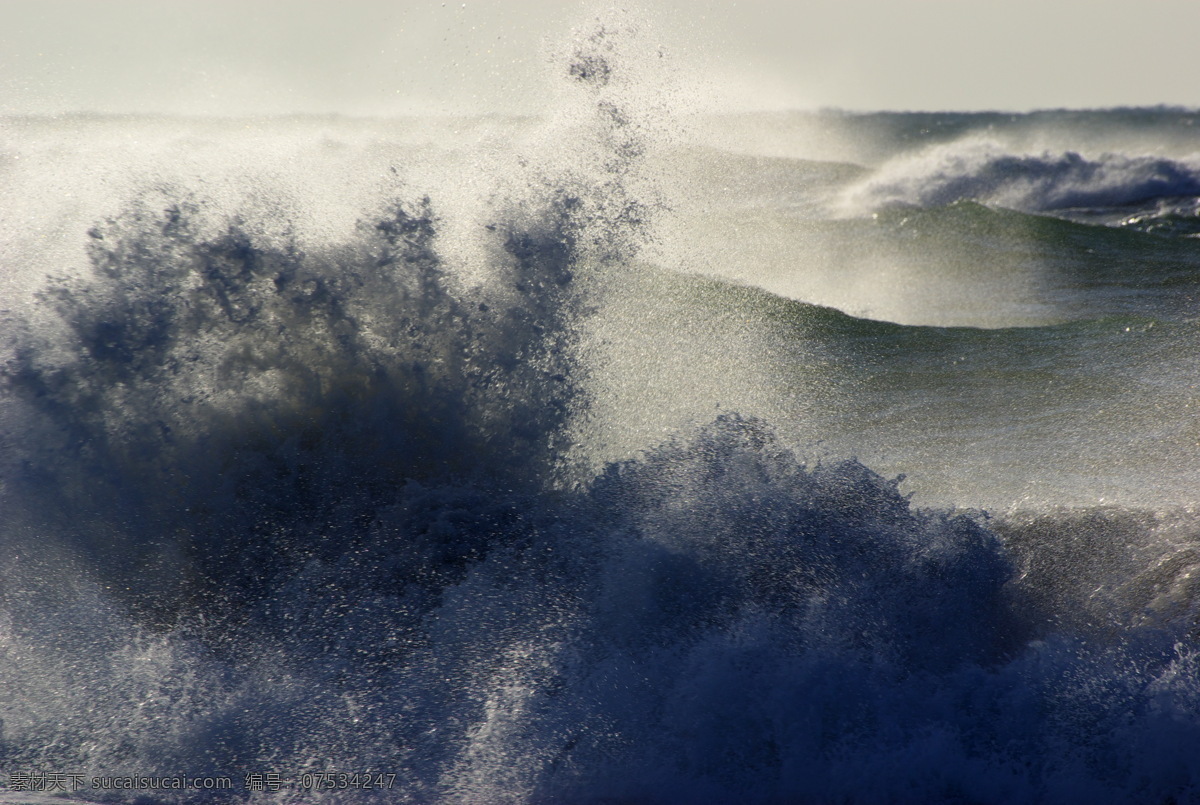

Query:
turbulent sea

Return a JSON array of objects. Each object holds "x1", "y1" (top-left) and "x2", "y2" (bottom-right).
[{"x1": 3, "y1": 30, "x2": 1200, "y2": 805}]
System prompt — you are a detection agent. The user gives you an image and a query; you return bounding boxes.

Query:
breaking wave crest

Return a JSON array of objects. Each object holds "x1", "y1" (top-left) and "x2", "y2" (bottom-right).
[{"x1": 843, "y1": 140, "x2": 1200, "y2": 217}]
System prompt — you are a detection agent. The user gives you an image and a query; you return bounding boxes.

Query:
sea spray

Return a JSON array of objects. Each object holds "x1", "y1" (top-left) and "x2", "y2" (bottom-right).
[{"x1": 2, "y1": 19, "x2": 1200, "y2": 805}]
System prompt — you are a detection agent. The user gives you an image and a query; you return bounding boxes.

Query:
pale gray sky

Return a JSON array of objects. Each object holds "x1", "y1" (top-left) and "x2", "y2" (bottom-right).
[{"x1": 1, "y1": 0, "x2": 1197, "y2": 115}]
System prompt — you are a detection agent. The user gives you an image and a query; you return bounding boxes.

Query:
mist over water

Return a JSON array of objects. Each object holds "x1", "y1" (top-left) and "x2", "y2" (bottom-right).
[{"x1": 3, "y1": 16, "x2": 1200, "y2": 805}]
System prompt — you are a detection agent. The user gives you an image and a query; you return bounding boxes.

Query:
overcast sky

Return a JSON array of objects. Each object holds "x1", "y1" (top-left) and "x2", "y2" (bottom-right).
[{"x1": 2, "y1": 0, "x2": 1197, "y2": 116}]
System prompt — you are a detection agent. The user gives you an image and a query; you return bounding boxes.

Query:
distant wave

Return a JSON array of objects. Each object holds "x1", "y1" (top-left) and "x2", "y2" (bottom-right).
[{"x1": 843, "y1": 141, "x2": 1200, "y2": 214}]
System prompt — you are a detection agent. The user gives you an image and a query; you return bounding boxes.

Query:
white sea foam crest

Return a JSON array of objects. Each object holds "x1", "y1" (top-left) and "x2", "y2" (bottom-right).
[{"x1": 841, "y1": 139, "x2": 1200, "y2": 214}]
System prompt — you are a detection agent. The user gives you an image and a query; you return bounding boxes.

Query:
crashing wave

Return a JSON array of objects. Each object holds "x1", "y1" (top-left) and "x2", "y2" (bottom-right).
[{"x1": 3, "y1": 22, "x2": 1200, "y2": 805}]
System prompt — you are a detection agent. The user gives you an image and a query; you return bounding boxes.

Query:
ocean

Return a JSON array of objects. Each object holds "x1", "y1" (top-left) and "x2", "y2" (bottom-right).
[{"x1": 2, "y1": 25, "x2": 1200, "y2": 805}]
